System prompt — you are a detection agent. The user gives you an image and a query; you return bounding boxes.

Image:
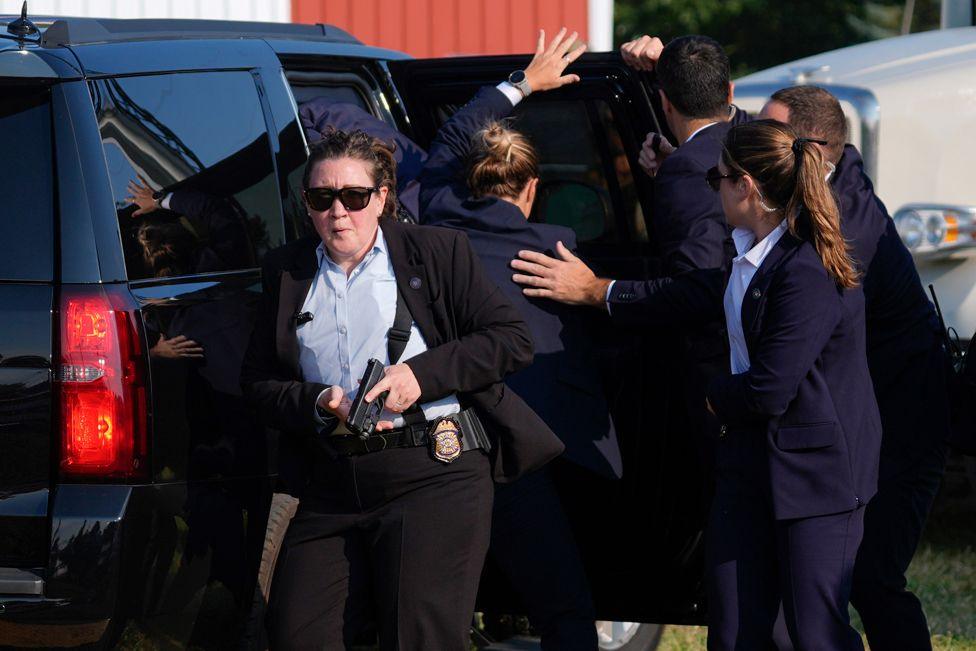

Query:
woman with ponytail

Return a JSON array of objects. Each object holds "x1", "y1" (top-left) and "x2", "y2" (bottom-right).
[{"x1": 703, "y1": 119, "x2": 881, "y2": 651}]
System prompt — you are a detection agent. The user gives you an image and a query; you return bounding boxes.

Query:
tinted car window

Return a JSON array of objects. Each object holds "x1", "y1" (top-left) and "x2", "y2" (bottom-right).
[
  {"x1": 0, "y1": 86, "x2": 53, "y2": 282},
  {"x1": 290, "y1": 84, "x2": 368, "y2": 109},
  {"x1": 90, "y1": 71, "x2": 283, "y2": 280},
  {"x1": 510, "y1": 100, "x2": 617, "y2": 243},
  {"x1": 432, "y1": 97, "x2": 644, "y2": 245}
]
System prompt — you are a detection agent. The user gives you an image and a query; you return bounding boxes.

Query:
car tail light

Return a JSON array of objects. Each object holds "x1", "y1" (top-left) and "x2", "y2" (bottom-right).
[{"x1": 57, "y1": 285, "x2": 148, "y2": 480}]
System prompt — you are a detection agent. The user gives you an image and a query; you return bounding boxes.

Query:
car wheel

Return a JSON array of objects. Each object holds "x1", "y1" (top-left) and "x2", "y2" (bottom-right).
[
  {"x1": 596, "y1": 621, "x2": 664, "y2": 651},
  {"x1": 242, "y1": 492, "x2": 299, "y2": 650}
]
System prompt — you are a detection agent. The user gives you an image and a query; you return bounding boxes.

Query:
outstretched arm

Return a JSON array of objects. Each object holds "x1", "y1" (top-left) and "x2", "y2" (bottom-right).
[{"x1": 419, "y1": 28, "x2": 587, "y2": 213}]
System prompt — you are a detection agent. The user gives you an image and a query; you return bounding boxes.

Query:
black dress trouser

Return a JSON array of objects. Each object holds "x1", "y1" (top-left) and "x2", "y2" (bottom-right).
[
  {"x1": 266, "y1": 445, "x2": 493, "y2": 650},
  {"x1": 851, "y1": 341, "x2": 949, "y2": 651},
  {"x1": 489, "y1": 466, "x2": 598, "y2": 650},
  {"x1": 707, "y1": 431, "x2": 865, "y2": 651}
]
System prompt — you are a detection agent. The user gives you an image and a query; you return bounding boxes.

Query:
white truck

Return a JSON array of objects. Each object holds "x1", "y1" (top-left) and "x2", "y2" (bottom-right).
[{"x1": 734, "y1": 11, "x2": 976, "y2": 342}]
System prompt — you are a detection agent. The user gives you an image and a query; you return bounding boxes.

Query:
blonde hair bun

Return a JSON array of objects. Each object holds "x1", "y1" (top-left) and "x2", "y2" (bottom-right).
[{"x1": 466, "y1": 120, "x2": 539, "y2": 199}]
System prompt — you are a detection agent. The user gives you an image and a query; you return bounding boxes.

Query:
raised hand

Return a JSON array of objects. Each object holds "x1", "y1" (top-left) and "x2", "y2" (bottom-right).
[
  {"x1": 620, "y1": 35, "x2": 664, "y2": 71},
  {"x1": 125, "y1": 174, "x2": 160, "y2": 217},
  {"x1": 523, "y1": 28, "x2": 588, "y2": 93}
]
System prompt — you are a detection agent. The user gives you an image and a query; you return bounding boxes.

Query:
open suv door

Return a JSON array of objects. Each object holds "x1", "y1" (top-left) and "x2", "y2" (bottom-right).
[{"x1": 389, "y1": 54, "x2": 708, "y2": 627}]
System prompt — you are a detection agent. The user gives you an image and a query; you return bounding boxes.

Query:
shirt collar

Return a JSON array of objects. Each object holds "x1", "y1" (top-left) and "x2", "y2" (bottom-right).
[
  {"x1": 685, "y1": 121, "x2": 718, "y2": 144},
  {"x1": 685, "y1": 106, "x2": 738, "y2": 144},
  {"x1": 732, "y1": 219, "x2": 789, "y2": 267},
  {"x1": 316, "y1": 225, "x2": 387, "y2": 270}
]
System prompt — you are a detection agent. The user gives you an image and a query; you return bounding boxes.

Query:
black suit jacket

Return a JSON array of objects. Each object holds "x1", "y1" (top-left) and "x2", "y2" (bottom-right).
[
  {"x1": 418, "y1": 85, "x2": 620, "y2": 478},
  {"x1": 707, "y1": 232, "x2": 881, "y2": 520},
  {"x1": 605, "y1": 114, "x2": 746, "y2": 447},
  {"x1": 832, "y1": 145, "x2": 941, "y2": 377},
  {"x1": 606, "y1": 111, "x2": 749, "y2": 331},
  {"x1": 240, "y1": 220, "x2": 565, "y2": 488}
]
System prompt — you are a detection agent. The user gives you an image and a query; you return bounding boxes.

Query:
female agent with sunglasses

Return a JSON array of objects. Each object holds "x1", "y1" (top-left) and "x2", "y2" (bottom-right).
[
  {"x1": 241, "y1": 129, "x2": 562, "y2": 649},
  {"x1": 703, "y1": 120, "x2": 881, "y2": 651}
]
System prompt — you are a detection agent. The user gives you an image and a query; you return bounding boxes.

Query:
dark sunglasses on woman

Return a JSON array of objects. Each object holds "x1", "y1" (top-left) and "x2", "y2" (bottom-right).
[
  {"x1": 304, "y1": 186, "x2": 377, "y2": 212},
  {"x1": 705, "y1": 166, "x2": 740, "y2": 192}
]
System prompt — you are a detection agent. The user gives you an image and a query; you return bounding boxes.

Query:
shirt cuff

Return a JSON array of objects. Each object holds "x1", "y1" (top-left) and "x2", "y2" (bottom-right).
[
  {"x1": 605, "y1": 280, "x2": 616, "y2": 316},
  {"x1": 312, "y1": 387, "x2": 331, "y2": 425},
  {"x1": 160, "y1": 192, "x2": 173, "y2": 210},
  {"x1": 496, "y1": 81, "x2": 524, "y2": 107}
]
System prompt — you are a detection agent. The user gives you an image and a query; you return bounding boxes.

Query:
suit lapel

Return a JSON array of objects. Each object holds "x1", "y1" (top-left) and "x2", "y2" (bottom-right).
[
  {"x1": 380, "y1": 220, "x2": 443, "y2": 347},
  {"x1": 277, "y1": 237, "x2": 319, "y2": 379},
  {"x1": 740, "y1": 231, "x2": 800, "y2": 337}
]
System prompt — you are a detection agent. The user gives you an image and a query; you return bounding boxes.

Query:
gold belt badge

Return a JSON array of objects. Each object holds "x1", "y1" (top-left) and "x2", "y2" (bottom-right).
[{"x1": 430, "y1": 418, "x2": 462, "y2": 464}]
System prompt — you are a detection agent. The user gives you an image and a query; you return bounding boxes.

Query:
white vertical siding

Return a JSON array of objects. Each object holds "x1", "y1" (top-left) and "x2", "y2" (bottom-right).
[{"x1": 0, "y1": 0, "x2": 292, "y2": 21}]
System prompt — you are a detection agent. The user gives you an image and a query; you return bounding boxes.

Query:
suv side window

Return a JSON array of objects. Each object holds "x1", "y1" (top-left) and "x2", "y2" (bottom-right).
[
  {"x1": 0, "y1": 86, "x2": 54, "y2": 282},
  {"x1": 429, "y1": 96, "x2": 646, "y2": 245},
  {"x1": 90, "y1": 71, "x2": 284, "y2": 281}
]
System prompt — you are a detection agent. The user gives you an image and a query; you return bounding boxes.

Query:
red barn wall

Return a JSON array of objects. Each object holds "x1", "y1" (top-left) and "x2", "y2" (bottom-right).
[{"x1": 292, "y1": 0, "x2": 590, "y2": 58}]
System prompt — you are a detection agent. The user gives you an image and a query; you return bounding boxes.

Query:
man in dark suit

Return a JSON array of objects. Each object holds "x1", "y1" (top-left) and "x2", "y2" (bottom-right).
[
  {"x1": 511, "y1": 35, "x2": 744, "y2": 455},
  {"x1": 241, "y1": 131, "x2": 563, "y2": 648},
  {"x1": 417, "y1": 28, "x2": 617, "y2": 649},
  {"x1": 762, "y1": 87, "x2": 949, "y2": 651}
]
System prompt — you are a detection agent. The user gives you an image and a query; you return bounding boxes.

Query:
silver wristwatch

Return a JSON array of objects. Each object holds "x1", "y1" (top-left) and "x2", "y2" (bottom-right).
[{"x1": 507, "y1": 70, "x2": 532, "y2": 98}]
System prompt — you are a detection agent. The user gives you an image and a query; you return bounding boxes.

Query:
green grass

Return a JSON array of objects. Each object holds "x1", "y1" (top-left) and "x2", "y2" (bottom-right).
[{"x1": 661, "y1": 469, "x2": 976, "y2": 651}]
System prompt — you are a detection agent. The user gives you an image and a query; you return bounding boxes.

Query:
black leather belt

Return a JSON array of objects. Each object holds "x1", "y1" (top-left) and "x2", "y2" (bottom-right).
[{"x1": 330, "y1": 408, "x2": 491, "y2": 457}]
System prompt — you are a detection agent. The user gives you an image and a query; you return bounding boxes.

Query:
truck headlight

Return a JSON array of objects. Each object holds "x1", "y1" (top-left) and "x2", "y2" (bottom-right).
[{"x1": 893, "y1": 204, "x2": 976, "y2": 257}]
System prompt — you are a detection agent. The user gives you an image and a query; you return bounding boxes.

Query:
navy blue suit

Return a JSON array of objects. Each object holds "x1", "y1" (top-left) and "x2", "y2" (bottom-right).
[
  {"x1": 706, "y1": 230, "x2": 881, "y2": 650},
  {"x1": 419, "y1": 85, "x2": 618, "y2": 650},
  {"x1": 299, "y1": 98, "x2": 428, "y2": 221},
  {"x1": 832, "y1": 145, "x2": 949, "y2": 650}
]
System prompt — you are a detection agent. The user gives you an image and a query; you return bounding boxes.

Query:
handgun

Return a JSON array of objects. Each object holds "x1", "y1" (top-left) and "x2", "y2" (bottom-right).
[{"x1": 346, "y1": 358, "x2": 388, "y2": 438}]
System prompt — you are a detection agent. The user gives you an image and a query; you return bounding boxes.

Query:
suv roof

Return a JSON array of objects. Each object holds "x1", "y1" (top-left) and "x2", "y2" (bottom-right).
[{"x1": 0, "y1": 16, "x2": 361, "y2": 48}]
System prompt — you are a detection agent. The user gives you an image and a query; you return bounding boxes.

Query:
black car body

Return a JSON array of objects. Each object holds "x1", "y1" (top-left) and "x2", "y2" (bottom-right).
[{"x1": 0, "y1": 16, "x2": 705, "y2": 649}]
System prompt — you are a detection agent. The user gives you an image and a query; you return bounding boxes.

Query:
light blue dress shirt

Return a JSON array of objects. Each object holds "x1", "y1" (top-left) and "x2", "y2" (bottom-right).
[
  {"x1": 723, "y1": 219, "x2": 789, "y2": 374},
  {"x1": 296, "y1": 228, "x2": 461, "y2": 427}
]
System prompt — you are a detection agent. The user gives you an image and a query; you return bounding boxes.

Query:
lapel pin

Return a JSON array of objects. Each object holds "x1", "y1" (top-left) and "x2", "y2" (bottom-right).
[
  {"x1": 409, "y1": 277, "x2": 422, "y2": 290},
  {"x1": 751, "y1": 288, "x2": 762, "y2": 299}
]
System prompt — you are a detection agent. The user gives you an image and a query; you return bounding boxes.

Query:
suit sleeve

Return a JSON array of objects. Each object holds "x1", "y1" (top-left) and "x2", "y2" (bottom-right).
[
  {"x1": 240, "y1": 256, "x2": 328, "y2": 436},
  {"x1": 706, "y1": 261, "x2": 842, "y2": 423},
  {"x1": 405, "y1": 231, "x2": 534, "y2": 401},
  {"x1": 607, "y1": 156, "x2": 728, "y2": 326},
  {"x1": 418, "y1": 86, "x2": 515, "y2": 222}
]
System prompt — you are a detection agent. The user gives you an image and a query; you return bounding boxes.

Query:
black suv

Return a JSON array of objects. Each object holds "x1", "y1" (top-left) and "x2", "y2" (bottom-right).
[{"x1": 0, "y1": 15, "x2": 705, "y2": 650}]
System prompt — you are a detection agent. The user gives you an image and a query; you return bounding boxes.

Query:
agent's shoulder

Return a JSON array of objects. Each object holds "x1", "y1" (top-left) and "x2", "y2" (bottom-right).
[
  {"x1": 387, "y1": 219, "x2": 467, "y2": 246},
  {"x1": 263, "y1": 234, "x2": 319, "y2": 271}
]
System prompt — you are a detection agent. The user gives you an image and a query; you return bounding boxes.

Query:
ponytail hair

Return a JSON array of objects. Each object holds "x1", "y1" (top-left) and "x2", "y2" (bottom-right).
[
  {"x1": 722, "y1": 120, "x2": 858, "y2": 289},
  {"x1": 465, "y1": 120, "x2": 539, "y2": 200}
]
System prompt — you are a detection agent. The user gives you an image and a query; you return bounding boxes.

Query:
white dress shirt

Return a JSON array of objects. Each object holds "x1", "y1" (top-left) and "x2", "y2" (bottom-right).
[
  {"x1": 724, "y1": 219, "x2": 789, "y2": 374},
  {"x1": 298, "y1": 229, "x2": 461, "y2": 427}
]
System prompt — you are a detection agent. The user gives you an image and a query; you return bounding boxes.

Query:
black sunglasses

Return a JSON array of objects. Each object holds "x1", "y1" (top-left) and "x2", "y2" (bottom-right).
[
  {"x1": 705, "y1": 166, "x2": 741, "y2": 192},
  {"x1": 304, "y1": 186, "x2": 377, "y2": 212}
]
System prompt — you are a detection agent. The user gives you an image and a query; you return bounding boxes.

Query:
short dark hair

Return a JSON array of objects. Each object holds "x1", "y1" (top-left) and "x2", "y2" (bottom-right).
[
  {"x1": 656, "y1": 35, "x2": 731, "y2": 120},
  {"x1": 303, "y1": 128, "x2": 398, "y2": 220},
  {"x1": 770, "y1": 86, "x2": 848, "y2": 164}
]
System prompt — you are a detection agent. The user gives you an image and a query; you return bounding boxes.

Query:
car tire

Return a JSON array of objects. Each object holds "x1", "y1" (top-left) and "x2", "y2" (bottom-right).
[
  {"x1": 596, "y1": 621, "x2": 664, "y2": 651},
  {"x1": 241, "y1": 492, "x2": 299, "y2": 650}
]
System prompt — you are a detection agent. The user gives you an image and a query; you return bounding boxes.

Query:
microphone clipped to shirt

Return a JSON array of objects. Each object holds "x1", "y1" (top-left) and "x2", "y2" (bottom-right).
[{"x1": 294, "y1": 311, "x2": 314, "y2": 326}]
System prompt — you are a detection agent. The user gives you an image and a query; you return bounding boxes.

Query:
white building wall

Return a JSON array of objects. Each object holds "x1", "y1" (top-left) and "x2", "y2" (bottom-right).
[{"x1": 0, "y1": 0, "x2": 292, "y2": 22}]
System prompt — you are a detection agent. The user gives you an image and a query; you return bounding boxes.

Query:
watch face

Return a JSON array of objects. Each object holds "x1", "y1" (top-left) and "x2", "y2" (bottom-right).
[{"x1": 509, "y1": 70, "x2": 526, "y2": 84}]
